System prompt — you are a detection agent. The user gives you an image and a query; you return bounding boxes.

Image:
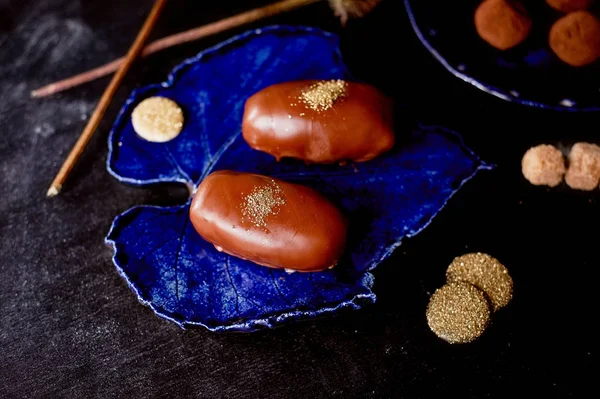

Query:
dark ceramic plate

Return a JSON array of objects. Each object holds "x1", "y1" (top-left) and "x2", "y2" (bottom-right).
[
  {"x1": 404, "y1": 0, "x2": 600, "y2": 111},
  {"x1": 105, "y1": 25, "x2": 491, "y2": 332}
]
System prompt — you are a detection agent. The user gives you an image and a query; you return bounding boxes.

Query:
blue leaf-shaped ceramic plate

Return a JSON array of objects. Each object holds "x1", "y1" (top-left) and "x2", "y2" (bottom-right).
[
  {"x1": 404, "y1": 0, "x2": 600, "y2": 111},
  {"x1": 106, "y1": 25, "x2": 492, "y2": 331}
]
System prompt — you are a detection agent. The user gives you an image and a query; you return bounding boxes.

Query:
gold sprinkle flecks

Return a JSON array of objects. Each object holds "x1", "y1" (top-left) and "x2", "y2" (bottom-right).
[
  {"x1": 131, "y1": 96, "x2": 184, "y2": 143},
  {"x1": 299, "y1": 80, "x2": 348, "y2": 112},
  {"x1": 446, "y1": 252, "x2": 513, "y2": 312},
  {"x1": 426, "y1": 282, "x2": 491, "y2": 344},
  {"x1": 241, "y1": 180, "x2": 286, "y2": 228}
]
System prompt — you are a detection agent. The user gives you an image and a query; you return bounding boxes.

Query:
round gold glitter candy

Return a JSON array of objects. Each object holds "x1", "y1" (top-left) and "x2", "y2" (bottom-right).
[
  {"x1": 131, "y1": 97, "x2": 184, "y2": 143},
  {"x1": 446, "y1": 252, "x2": 513, "y2": 312},
  {"x1": 426, "y1": 282, "x2": 491, "y2": 344}
]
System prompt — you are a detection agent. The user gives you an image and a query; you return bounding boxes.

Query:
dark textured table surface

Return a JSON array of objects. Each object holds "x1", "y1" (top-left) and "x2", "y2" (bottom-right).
[{"x1": 0, "y1": 0, "x2": 596, "y2": 397}]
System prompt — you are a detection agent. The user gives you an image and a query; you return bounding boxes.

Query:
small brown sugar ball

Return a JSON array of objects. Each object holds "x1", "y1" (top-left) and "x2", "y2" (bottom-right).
[
  {"x1": 549, "y1": 11, "x2": 600, "y2": 67},
  {"x1": 546, "y1": 0, "x2": 594, "y2": 13},
  {"x1": 522, "y1": 144, "x2": 566, "y2": 187},
  {"x1": 565, "y1": 142, "x2": 600, "y2": 190},
  {"x1": 475, "y1": 0, "x2": 532, "y2": 50}
]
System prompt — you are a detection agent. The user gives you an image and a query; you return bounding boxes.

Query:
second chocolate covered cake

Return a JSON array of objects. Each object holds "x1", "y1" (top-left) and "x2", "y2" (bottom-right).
[{"x1": 242, "y1": 80, "x2": 395, "y2": 164}]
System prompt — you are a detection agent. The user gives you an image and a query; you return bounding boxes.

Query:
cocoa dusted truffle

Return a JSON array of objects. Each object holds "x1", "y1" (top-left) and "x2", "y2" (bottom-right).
[
  {"x1": 475, "y1": 0, "x2": 532, "y2": 50},
  {"x1": 565, "y1": 142, "x2": 600, "y2": 190},
  {"x1": 546, "y1": 0, "x2": 594, "y2": 13},
  {"x1": 521, "y1": 144, "x2": 566, "y2": 187},
  {"x1": 549, "y1": 11, "x2": 600, "y2": 66},
  {"x1": 189, "y1": 171, "x2": 348, "y2": 272},
  {"x1": 242, "y1": 80, "x2": 395, "y2": 164}
]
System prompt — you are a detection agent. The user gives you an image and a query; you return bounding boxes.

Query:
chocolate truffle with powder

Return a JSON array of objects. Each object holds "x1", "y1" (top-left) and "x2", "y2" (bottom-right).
[
  {"x1": 549, "y1": 11, "x2": 600, "y2": 67},
  {"x1": 475, "y1": 0, "x2": 532, "y2": 50}
]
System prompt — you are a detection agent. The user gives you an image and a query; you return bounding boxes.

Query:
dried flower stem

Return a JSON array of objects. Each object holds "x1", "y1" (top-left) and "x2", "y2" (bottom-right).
[{"x1": 46, "y1": 0, "x2": 167, "y2": 196}]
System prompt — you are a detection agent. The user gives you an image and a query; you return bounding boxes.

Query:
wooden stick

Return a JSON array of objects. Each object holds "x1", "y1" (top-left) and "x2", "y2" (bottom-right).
[
  {"x1": 47, "y1": 0, "x2": 167, "y2": 197},
  {"x1": 31, "y1": 0, "x2": 320, "y2": 98}
]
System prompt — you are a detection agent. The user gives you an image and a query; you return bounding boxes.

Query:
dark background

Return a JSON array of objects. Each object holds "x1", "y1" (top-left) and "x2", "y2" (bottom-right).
[{"x1": 0, "y1": 0, "x2": 596, "y2": 397}]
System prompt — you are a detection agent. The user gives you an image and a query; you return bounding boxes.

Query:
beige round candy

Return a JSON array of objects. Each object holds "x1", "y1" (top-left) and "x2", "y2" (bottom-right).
[
  {"x1": 565, "y1": 142, "x2": 600, "y2": 191},
  {"x1": 522, "y1": 144, "x2": 566, "y2": 187},
  {"x1": 131, "y1": 97, "x2": 184, "y2": 143}
]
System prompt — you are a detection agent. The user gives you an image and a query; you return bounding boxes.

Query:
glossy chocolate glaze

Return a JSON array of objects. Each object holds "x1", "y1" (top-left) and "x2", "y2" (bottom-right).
[
  {"x1": 242, "y1": 80, "x2": 395, "y2": 164},
  {"x1": 189, "y1": 171, "x2": 347, "y2": 272}
]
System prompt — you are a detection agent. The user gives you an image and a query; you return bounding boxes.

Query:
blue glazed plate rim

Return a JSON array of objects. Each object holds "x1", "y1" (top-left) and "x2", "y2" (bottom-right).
[
  {"x1": 403, "y1": 0, "x2": 600, "y2": 112},
  {"x1": 104, "y1": 24, "x2": 493, "y2": 331}
]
